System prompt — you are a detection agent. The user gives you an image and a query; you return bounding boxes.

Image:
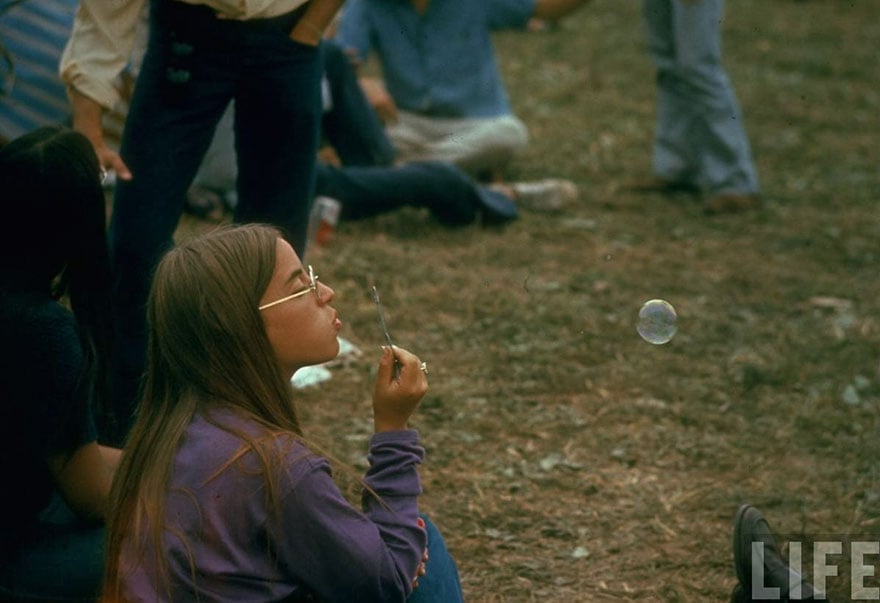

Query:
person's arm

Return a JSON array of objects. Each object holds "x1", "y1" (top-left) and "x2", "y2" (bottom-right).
[
  {"x1": 68, "y1": 87, "x2": 131, "y2": 179},
  {"x1": 60, "y1": 0, "x2": 144, "y2": 179},
  {"x1": 46, "y1": 442, "x2": 122, "y2": 522},
  {"x1": 329, "y1": 0, "x2": 398, "y2": 120},
  {"x1": 272, "y1": 347, "x2": 429, "y2": 600},
  {"x1": 289, "y1": 0, "x2": 346, "y2": 46},
  {"x1": 358, "y1": 76, "x2": 399, "y2": 125},
  {"x1": 532, "y1": 0, "x2": 592, "y2": 21},
  {"x1": 275, "y1": 435, "x2": 427, "y2": 601}
]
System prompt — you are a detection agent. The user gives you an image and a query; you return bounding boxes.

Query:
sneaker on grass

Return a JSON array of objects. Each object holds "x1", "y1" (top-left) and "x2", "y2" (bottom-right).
[{"x1": 491, "y1": 179, "x2": 578, "y2": 212}]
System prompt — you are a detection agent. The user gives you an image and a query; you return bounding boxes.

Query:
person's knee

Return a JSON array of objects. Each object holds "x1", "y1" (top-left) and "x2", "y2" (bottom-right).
[
  {"x1": 460, "y1": 117, "x2": 529, "y2": 173},
  {"x1": 410, "y1": 514, "x2": 464, "y2": 603},
  {"x1": 493, "y1": 116, "x2": 529, "y2": 151},
  {"x1": 418, "y1": 514, "x2": 450, "y2": 559}
]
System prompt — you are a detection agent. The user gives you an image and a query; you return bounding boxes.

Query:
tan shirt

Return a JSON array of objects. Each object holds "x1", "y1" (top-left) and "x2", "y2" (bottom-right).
[{"x1": 59, "y1": 0, "x2": 309, "y2": 110}]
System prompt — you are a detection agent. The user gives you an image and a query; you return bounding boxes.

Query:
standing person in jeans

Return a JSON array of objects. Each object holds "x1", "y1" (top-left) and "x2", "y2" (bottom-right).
[
  {"x1": 103, "y1": 224, "x2": 464, "y2": 602},
  {"x1": 60, "y1": 0, "x2": 344, "y2": 444},
  {"x1": 632, "y1": 0, "x2": 761, "y2": 213},
  {"x1": 0, "y1": 126, "x2": 122, "y2": 602}
]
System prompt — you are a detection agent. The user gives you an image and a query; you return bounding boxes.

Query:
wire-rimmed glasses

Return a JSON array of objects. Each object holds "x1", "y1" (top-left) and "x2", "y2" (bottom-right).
[{"x1": 258, "y1": 265, "x2": 320, "y2": 310}]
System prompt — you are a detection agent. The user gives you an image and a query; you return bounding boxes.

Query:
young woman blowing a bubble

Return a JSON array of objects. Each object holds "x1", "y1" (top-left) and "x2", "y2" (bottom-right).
[{"x1": 102, "y1": 224, "x2": 463, "y2": 602}]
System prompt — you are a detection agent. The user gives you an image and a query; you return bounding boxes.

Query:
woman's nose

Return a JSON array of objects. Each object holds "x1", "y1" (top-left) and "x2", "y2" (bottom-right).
[{"x1": 318, "y1": 281, "x2": 334, "y2": 304}]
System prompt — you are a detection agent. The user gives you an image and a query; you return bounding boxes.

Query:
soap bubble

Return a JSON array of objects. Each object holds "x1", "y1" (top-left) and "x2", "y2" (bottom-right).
[{"x1": 637, "y1": 299, "x2": 677, "y2": 345}]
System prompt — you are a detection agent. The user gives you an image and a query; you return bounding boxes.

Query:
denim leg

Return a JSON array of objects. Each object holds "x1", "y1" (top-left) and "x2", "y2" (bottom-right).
[
  {"x1": 644, "y1": 0, "x2": 759, "y2": 194},
  {"x1": 234, "y1": 37, "x2": 323, "y2": 258},
  {"x1": 406, "y1": 515, "x2": 464, "y2": 603},
  {"x1": 321, "y1": 40, "x2": 395, "y2": 167},
  {"x1": 316, "y1": 161, "x2": 478, "y2": 226},
  {"x1": 669, "y1": 0, "x2": 758, "y2": 194},
  {"x1": 192, "y1": 41, "x2": 382, "y2": 199},
  {"x1": 192, "y1": 103, "x2": 238, "y2": 195},
  {"x1": 643, "y1": 0, "x2": 697, "y2": 184},
  {"x1": 108, "y1": 4, "x2": 324, "y2": 440},
  {"x1": 109, "y1": 13, "x2": 237, "y2": 441}
]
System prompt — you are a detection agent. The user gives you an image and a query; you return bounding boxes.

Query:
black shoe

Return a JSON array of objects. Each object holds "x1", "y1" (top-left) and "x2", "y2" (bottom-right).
[
  {"x1": 705, "y1": 193, "x2": 762, "y2": 215},
  {"x1": 625, "y1": 176, "x2": 700, "y2": 196},
  {"x1": 732, "y1": 504, "x2": 823, "y2": 601},
  {"x1": 475, "y1": 187, "x2": 518, "y2": 227},
  {"x1": 729, "y1": 583, "x2": 749, "y2": 603}
]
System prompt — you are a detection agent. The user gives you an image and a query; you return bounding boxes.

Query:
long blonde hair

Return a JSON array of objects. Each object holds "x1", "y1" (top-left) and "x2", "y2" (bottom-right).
[{"x1": 103, "y1": 224, "x2": 303, "y2": 599}]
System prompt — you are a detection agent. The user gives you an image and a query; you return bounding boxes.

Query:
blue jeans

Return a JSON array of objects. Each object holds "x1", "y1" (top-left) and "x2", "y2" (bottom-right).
[
  {"x1": 320, "y1": 40, "x2": 396, "y2": 167},
  {"x1": 408, "y1": 515, "x2": 464, "y2": 603},
  {"x1": 107, "y1": 0, "x2": 323, "y2": 443},
  {"x1": 316, "y1": 160, "x2": 501, "y2": 226},
  {"x1": 642, "y1": 0, "x2": 759, "y2": 195},
  {"x1": 0, "y1": 494, "x2": 104, "y2": 602},
  {"x1": 191, "y1": 39, "x2": 395, "y2": 196}
]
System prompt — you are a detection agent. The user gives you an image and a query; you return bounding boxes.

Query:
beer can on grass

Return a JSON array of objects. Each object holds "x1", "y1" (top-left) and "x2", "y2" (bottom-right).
[{"x1": 308, "y1": 196, "x2": 341, "y2": 247}]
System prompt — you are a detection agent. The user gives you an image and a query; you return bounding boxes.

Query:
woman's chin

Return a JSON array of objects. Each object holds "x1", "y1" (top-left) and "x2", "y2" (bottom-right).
[
  {"x1": 299, "y1": 345, "x2": 340, "y2": 372},
  {"x1": 323, "y1": 336, "x2": 341, "y2": 361}
]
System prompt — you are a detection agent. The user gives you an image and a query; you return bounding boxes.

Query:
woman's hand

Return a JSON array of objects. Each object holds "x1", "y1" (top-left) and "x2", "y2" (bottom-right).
[
  {"x1": 372, "y1": 346, "x2": 427, "y2": 432},
  {"x1": 288, "y1": 0, "x2": 345, "y2": 46}
]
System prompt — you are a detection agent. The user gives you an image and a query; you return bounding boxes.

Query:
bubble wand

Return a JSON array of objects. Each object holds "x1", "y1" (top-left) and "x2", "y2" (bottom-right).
[{"x1": 370, "y1": 285, "x2": 403, "y2": 379}]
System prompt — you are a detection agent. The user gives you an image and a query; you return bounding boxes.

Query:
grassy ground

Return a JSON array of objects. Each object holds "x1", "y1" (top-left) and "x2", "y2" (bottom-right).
[{"x1": 179, "y1": 1, "x2": 879, "y2": 600}]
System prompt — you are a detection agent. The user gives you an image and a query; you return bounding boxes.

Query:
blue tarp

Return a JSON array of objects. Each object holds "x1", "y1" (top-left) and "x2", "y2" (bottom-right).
[{"x1": 0, "y1": 0, "x2": 77, "y2": 140}]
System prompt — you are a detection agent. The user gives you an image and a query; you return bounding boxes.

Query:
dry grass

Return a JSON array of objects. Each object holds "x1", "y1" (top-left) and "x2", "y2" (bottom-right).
[{"x1": 176, "y1": 2, "x2": 879, "y2": 600}]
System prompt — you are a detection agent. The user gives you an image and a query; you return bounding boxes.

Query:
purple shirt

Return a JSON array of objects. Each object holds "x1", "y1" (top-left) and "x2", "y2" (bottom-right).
[{"x1": 120, "y1": 410, "x2": 426, "y2": 602}]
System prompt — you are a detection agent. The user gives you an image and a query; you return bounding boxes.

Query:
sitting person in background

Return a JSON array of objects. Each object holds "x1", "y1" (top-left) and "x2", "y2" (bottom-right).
[
  {"x1": 0, "y1": 126, "x2": 122, "y2": 601},
  {"x1": 317, "y1": 40, "x2": 549, "y2": 220},
  {"x1": 192, "y1": 119, "x2": 521, "y2": 229},
  {"x1": 333, "y1": 0, "x2": 590, "y2": 198},
  {"x1": 188, "y1": 40, "x2": 522, "y2": 226},
  {"x1": 191, "y1": 38, "x2": 592, "y2": 228},
  {"x1": 102, "y1": 224, "x2": 464, "y2": 601}
]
